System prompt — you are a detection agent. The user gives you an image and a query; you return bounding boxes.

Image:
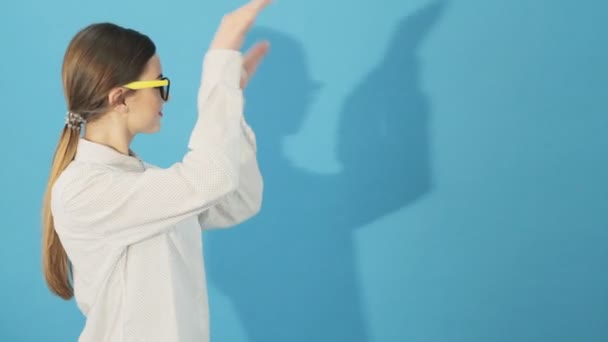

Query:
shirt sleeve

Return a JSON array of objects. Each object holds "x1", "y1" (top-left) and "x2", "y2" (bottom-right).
[
  {"x1": 197, "y1": 114, "x2": 263, "y2": 230},
  {"x1": 52, "y1": 49, "x2": 248, "y2": 247}
]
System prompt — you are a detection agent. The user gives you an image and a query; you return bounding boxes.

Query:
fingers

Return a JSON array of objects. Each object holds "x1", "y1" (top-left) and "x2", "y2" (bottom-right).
[
  {"x1": 241, "y1": 41, "x2": 270, "y2": 88},
  {"x1": 244, "y1": 41, "x2": 270, "y2": 68},
  {"x1": 248, "y1": 0, "x2": 272, "y2": 13},
  {"x1": 229, "y1": 0, "x2": 272, "y2": 28},
  {"x1": 210, "y1": 0, "x2": 272, "y2": 53}
]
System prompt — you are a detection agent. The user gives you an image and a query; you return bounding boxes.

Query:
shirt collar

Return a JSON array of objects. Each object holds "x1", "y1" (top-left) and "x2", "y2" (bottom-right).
[{"x1": 74, "y1": 137, "x2": 145, "y2": 172}]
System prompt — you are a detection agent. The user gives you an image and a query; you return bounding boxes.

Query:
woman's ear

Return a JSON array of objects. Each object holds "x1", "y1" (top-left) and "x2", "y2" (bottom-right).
[{"x1": 108, "y1": 87, "x2": 130, "y2": 114}]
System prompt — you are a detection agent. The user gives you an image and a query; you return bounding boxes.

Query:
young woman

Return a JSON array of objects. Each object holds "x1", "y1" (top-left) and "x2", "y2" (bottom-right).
[{"x1": 41, "y1": 0, "x2": 271, "y2": 340}]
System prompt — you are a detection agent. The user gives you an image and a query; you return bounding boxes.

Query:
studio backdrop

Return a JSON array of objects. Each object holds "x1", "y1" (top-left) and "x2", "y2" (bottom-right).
[{"x1": 0, "y1": 0, "x2": 606, "y2": 341}]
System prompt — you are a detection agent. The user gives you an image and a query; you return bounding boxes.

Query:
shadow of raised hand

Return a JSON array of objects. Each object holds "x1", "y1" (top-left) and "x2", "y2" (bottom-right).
[{"x1": 205, "y1": 3, "x2": 445, "y2": 341}]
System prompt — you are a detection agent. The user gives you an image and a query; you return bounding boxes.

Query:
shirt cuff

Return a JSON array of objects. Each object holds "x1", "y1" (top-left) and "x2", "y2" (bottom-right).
[{"x1": 201, "y1": 49, "x2": 243, "y2": 90}]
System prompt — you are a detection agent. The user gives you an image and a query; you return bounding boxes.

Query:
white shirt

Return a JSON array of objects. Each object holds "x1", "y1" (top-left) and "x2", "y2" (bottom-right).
[{"x1": 51, "y1": 49, "x2": 263, "y2": 342}]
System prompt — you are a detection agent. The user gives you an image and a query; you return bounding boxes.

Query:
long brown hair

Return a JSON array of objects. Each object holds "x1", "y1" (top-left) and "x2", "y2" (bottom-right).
[{"x1": 42, "y1": 23, "x2": 156, "y2": 299}]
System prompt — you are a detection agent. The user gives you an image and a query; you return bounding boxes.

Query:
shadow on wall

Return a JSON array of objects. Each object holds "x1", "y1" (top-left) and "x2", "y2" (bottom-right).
[{"x1": 205, "y1": 2, "x2": 446, "y2": 341}]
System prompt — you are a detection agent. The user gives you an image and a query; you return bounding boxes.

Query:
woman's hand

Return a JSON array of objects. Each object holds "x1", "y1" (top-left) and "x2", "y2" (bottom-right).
[
  {"x1": 240, "y1": 40, "x2": 270, "y2": 88},
  {"x1": 209, "y1": 0, "x2": 272, "y2": 51},
  {"x1": 209, "y1": 0, "x2": 272, "y2": 88}
]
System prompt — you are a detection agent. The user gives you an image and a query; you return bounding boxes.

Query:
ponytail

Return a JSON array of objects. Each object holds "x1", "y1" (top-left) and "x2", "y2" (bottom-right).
[{"x1": 41, "y1": 126, "x2": 81, "y2": 300}]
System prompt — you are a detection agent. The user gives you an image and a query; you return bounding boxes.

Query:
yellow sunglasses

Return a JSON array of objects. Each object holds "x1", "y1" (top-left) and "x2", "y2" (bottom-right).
[{"x1": 123, "y1": 76, "x2": 170, "y2": 101}]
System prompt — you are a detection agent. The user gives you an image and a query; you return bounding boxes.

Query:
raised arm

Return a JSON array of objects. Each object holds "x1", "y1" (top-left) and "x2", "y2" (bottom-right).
[{"x1": 52, "y1": 0, "x2": 273, "y2": 246}]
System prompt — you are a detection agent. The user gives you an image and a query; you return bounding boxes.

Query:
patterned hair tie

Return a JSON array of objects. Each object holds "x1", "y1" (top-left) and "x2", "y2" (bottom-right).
[{"x1": 65, "y1": 111, "x2": 86, "y2": 130}]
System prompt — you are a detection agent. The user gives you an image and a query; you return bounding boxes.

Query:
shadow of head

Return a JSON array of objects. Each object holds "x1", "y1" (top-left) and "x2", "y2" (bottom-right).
[{"x1": 242, "y1": 28, "x2": 323, "y2": 140}]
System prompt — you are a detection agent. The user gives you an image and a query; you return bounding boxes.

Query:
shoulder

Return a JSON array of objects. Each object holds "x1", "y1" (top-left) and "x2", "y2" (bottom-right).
[{"x1": 51, "y1": 161, "x2": 116, "y2": 216}]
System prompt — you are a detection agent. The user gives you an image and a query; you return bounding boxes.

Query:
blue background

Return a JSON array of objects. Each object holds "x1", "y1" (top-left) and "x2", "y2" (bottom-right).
[{"x1": 1, "y1": 0, "x2": 607, "y2": 341}]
